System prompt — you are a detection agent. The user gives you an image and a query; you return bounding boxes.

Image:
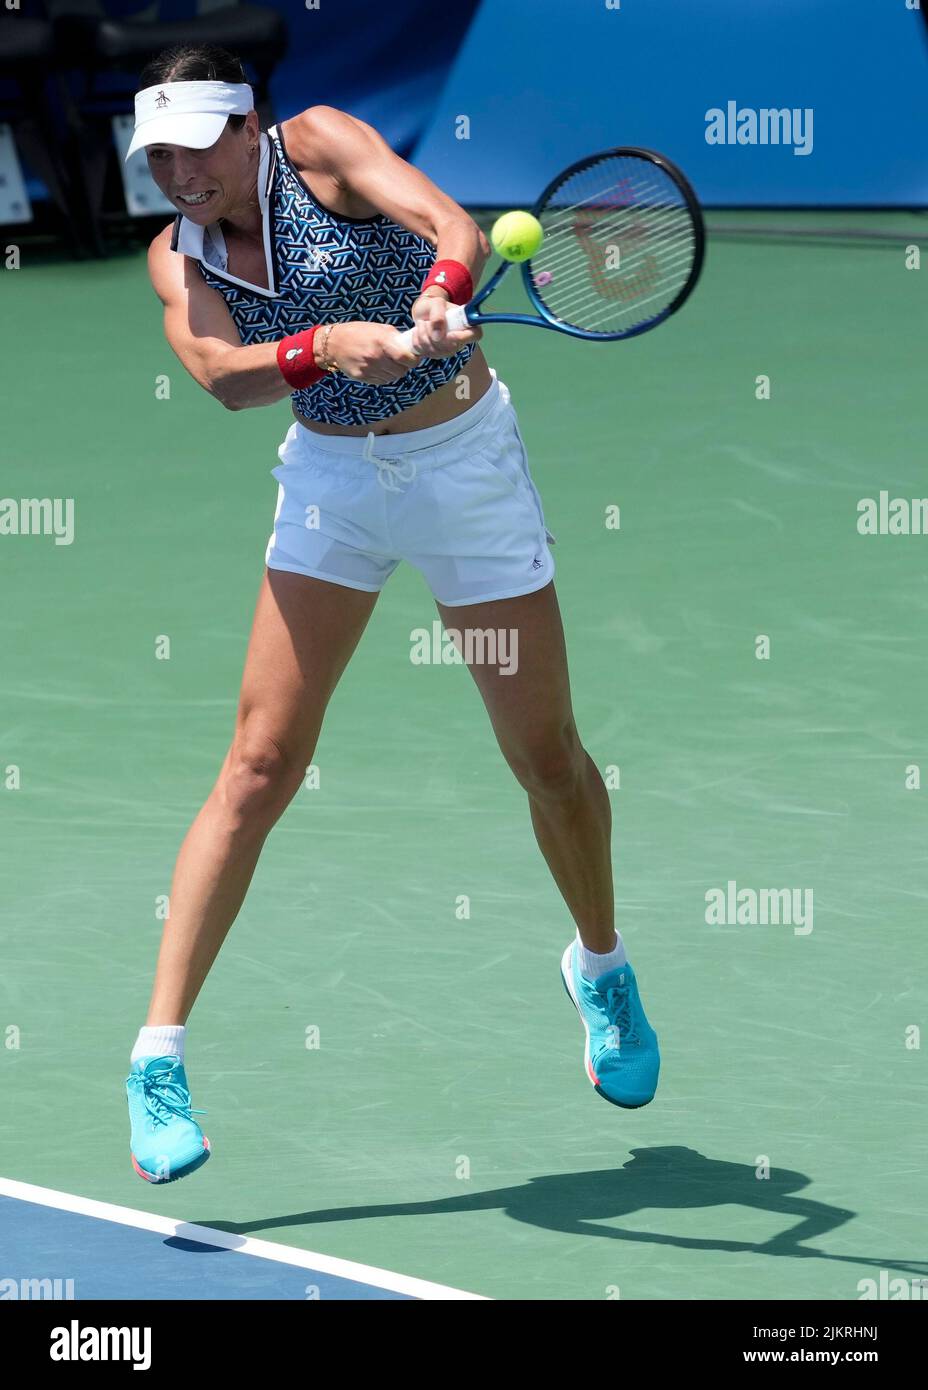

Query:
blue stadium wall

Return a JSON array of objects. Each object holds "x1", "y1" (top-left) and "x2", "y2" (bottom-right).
[
  {"x1": 410, "y1": 0, "x2": 928, "y2": 207},
  {"x1": 258, "y1": 0, "x2": 928, "y2": 206},
  {"x1": 258, "y1": 0, "x2": 480, "y2": 157},
  {"x1": 55, "y1": 0, "x2": 928, "y2": 206}
]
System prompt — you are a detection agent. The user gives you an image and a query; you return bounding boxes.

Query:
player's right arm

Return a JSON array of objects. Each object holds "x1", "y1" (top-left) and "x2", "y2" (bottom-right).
[
  {"x1": 147, "y1": 225, "x2": 419, "y2": 410},
  {"x1": 148, "y1": 225, "x2": 289, "y2": 411}
]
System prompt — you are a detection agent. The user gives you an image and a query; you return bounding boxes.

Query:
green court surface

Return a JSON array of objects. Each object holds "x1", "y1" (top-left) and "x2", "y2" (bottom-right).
[{"x1": 1, "y1": 212, "x2": 926, "y2": 1299}]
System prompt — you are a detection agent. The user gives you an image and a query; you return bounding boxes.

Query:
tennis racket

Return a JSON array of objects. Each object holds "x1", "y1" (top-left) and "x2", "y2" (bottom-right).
[{"x1": 396, "y1": 147, "x2": 705, "y2": 352}]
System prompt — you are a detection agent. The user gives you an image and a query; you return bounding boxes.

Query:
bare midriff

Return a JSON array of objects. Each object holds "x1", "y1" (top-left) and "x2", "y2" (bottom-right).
[{"x1": 293, "y1": 346, "x2": 493, "y2": 437}]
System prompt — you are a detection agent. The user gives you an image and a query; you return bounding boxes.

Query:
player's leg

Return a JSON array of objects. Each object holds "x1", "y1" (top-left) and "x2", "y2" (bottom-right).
[
  {"x1": 435, "y1": 581, "x2": 613, "y2": 945},
  {"x1": 434, "y1": 580, "x2": 660, "y2": 1108},
  {"x1": 147, "y1": 569, "x2": 380, "y2": 1024},
  {"x1": 126, "y1": 569, "x2": 379, "y2": 1182}
]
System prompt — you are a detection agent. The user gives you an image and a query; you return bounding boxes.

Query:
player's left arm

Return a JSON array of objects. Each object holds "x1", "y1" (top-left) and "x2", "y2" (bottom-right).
[{"x1": 285, "y1": 106, "x2": 490, "y2": 356}]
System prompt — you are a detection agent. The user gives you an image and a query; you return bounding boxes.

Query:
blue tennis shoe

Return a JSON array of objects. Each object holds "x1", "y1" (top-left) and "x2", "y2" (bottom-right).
[
  {"x1": 560, "y1": 940, "x2": 660, "y2": 1108},
  {"x1": 126, "y1": 1055, "x2": 210, "y2": 1183}
]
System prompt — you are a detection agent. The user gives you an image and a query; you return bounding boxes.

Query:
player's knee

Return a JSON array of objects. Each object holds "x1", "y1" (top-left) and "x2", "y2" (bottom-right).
[
  {"x1": 220, "y1": 726, "x2": 304, "y2": 826},
  {"x1": 509, "y1": 723, "x2": 584, "y2": 802}
]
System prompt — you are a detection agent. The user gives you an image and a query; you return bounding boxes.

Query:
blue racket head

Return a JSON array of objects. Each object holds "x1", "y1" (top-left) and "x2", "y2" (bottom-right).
[{"x1": 515, "y1": 147, "x2": 705, "y2": 341}]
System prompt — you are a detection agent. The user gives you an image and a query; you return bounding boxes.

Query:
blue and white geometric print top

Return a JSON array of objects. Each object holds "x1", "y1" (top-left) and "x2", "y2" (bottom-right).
[{"x1": 170, "y1": 125, "x2": 476, "y2": 426}]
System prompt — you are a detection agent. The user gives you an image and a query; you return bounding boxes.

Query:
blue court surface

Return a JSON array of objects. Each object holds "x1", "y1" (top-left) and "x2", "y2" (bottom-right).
[{"x1": 0, "y1": 1180, "x2": 484, "y2": 1301}]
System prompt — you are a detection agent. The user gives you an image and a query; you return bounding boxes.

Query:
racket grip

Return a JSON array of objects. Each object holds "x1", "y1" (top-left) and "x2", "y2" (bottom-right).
[{"x1": 396, "y1": 301, "x2": 470, "y2": 351}]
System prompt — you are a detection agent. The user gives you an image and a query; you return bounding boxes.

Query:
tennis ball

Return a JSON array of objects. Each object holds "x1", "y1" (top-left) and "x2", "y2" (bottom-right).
[{"x1": 491, "y1": 211, "x2": 543, "y2": 262}]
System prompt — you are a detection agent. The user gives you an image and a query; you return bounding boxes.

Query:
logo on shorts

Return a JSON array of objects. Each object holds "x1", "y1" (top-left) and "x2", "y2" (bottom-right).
[
  {"x1": 531, "y1": 555, "x2": 542, "y2": 570},
  {"x1": 155, "y1": 90, "x2": 171, "y2": 108}
]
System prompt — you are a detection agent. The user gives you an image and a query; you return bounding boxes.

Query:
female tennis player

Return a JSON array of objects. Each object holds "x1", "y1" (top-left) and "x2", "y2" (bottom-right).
[{"x1": 125, "y1": 44, "x2": 660, "y2": 1183}]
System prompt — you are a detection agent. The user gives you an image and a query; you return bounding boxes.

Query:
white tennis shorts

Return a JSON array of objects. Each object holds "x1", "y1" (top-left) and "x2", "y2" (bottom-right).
[{"x1": 265, "y1": 369, "x2": 556, "y2": 606}]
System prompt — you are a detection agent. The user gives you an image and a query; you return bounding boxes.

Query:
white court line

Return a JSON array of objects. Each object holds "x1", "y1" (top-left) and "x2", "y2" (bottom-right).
[{"x1": 0, "y1": 1176, "x2": 487, "y2": 1301}]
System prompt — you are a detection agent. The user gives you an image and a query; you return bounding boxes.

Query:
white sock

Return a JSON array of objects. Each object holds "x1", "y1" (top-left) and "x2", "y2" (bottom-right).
[
  {"x1": 576, "y1": 929, "x2": 628, "y2": 981},
  {"x1": 131, "y1": 1025, "x2": 186, "y2": 1065}
]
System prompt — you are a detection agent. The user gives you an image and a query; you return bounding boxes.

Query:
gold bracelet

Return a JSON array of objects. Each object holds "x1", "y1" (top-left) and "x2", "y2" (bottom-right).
[{"x1": 320, "y1": 322, "x2": 340, "y2": 374}]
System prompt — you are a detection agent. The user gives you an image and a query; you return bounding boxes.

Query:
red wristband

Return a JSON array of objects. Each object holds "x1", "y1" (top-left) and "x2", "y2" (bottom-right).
[
  {"x1": 277, "y1": 327, "x2": 325, "y2": 389},
  {"x1": 421, "y1": 259, "x2": 473, "y2": 305}
]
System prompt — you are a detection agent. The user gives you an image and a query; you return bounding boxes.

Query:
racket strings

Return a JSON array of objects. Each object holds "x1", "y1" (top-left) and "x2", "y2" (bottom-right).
[
  {"x1": 533, "y1": 218, "x2": 696, "y2": 310},
  {"x1": 531, "y1": 155, "x2": 698, "y2": 334},
  {"x1": 537, "y1": 202, "x2": 694, "y2": 326}
]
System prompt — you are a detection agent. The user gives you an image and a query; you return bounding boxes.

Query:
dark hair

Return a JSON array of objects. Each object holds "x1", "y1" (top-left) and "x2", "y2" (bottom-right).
[{"x1": 137, "y1": 45, "x2": 249, "y2": 131}]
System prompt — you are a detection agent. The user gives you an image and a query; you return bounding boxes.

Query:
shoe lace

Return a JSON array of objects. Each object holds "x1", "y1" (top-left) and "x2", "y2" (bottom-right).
[
  {"x1": 604, "y1": 979, "x2": 640, "y2": 1047},
  {"x1": 130, "y1": 1056, "x2": 206, "y2": 1129}
]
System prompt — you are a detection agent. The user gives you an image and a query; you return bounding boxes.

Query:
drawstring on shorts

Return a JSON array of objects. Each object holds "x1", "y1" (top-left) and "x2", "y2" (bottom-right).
[{"x1": 363, "y1": 431, "x2": 418, "y2": 492}]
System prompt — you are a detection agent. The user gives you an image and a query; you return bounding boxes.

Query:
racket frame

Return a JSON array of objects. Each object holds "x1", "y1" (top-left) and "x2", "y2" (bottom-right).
[{"x1": 462, "y1": 146, "x2": 706, "y2": 342}]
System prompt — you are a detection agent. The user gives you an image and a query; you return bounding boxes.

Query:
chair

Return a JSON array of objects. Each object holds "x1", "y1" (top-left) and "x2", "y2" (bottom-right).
[
  {"x1": 0, "y1": 9, "x2": 88, "y2": 252},
  {"x1": 49, "y1": 1, "x2": 287, "y2": 254}
]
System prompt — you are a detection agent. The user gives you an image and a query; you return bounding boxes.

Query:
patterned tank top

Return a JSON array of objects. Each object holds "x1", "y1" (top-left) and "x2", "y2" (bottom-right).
[{"x1": 169, "y1": 124, "x2": 475, "y2": 426}]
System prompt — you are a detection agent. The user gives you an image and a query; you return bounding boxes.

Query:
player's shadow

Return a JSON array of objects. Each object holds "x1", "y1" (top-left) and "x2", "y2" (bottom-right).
[{"x1": 195, "y1": 1146, "x2": 927, "y2": 1278}]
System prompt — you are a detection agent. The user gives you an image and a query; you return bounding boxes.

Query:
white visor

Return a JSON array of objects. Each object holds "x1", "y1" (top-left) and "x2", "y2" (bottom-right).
[{"x1": 126, "y1": 80, "x2": 255, "y2": 160}]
